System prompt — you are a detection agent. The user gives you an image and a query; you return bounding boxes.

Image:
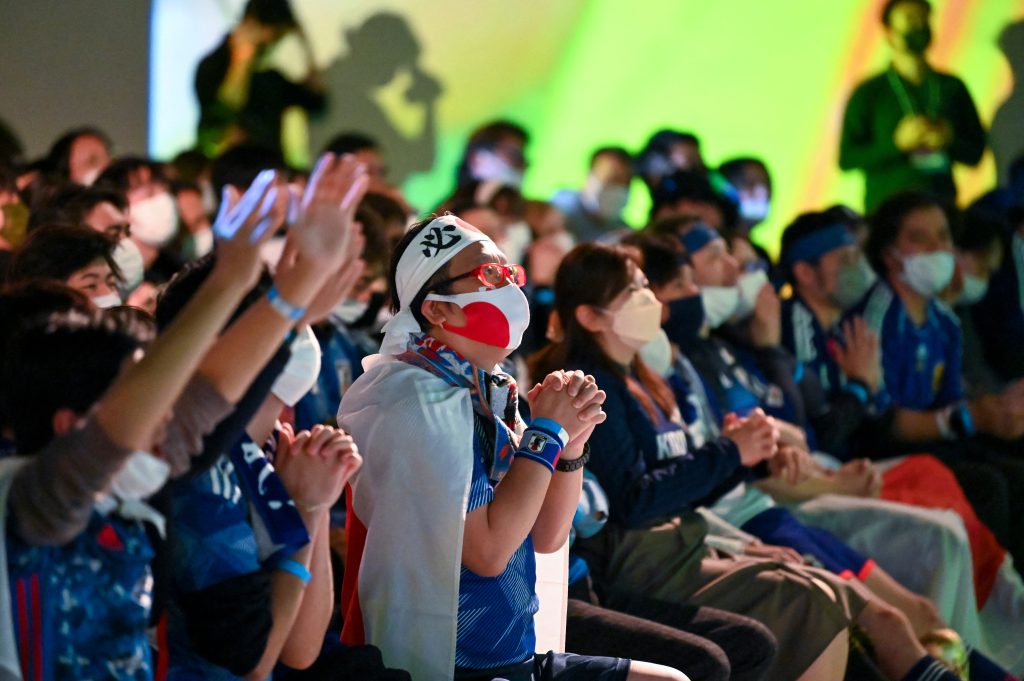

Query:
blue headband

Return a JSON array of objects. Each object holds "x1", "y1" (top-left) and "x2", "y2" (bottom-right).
[
  {"x1": 784, "y1": 224, "x2": 856, "y2": 265},
  {"x1": 679, "y1": 223, "x2": 720, "y2": 255}
]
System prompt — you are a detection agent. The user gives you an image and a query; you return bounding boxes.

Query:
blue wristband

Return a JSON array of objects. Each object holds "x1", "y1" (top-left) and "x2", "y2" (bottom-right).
[
  {"x1": 956, "y1": 402, "x2": 976, "y2": 438},
  {"x1": 842, "y1": 380, "x2": 870, "y2": 406},
  {"x1": 267, "y1": 285, "x2": 306, "y2": 321},
  {"x1": 528, "y1": 418, "x2": 569, "y2": 448},
  {"x1": 517, "y1": 428, "x2": 564, "y2": 474},
  {"x1": 276, "y1": 558, "x2": 312, "y2": 584}
]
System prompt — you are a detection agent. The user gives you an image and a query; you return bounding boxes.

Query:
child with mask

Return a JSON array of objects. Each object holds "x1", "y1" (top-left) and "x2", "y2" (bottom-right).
[
  {"x1": 338, "y1": 215, "x2": 685, "y2": 680},
  {"x1": 530, "y1": 242, "x2": 977, "y2": 681},
  {"x1": 0, "y1": 175, "x2": 295, "y2": 680}
]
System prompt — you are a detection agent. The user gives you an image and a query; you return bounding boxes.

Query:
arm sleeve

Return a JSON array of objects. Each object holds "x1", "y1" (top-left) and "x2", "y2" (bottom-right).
[
  {"x1": 194, "y1": 45, "x2": 230, "y2": 107},
  {"x1": 934, "y1": 317, "x2": 966, "y2": 407},
  {"x1": 947, "y1": 78, "x2": 986, "y2": 166},
  {"x1": 159, "y1": 374, "x2": 235, "y2": 476},
  {"x1": 9, "y1": 417, "x2": 133, "y2": 546},
  {"x1": 839, "y1": 85, "x2": 906, "y2": 172},
  {"x1": 275, "y1": 72, "x2": 327, "y2": 113},
  {"x1": 586, "y1": 385, "x2": 742, "y2": 529},
  {"x1": 799, "y1": 369, "x2": 869, "y2": 455}
]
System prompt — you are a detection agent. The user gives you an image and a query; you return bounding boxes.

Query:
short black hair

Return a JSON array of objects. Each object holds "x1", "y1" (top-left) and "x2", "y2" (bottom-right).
[
  {"x1": 882, "y1": 0, "x2": 931, "y2": 27},
  {"x1": 387, "y1": 218, "x2": 456, "y2": 328},
  {"x1": 2, "y1": 308, "x2": 153, "y2": 453},
  {"x1": 865, "y1": 191, "x2": 945, "y2": 275},
  {"x1": 455, "y1": 120, "x2": 529, "y2": 186},
  {"x1": 648, "y1": 170, "x2": 718, "y2": 221},
  {"x1": 95, "y1": 156, "x2": 167, "y2": 195},
  {"x1": 957, "y1": 208, "x2": 1007, "y2": 255},
  {"x1": 27, "y1": 184, "x2": 128, "y2": 232},
  {"x1": 718, "y1": 157, "x2": 771, "y2": 191},
  {"x1": 45, "y1": 127, "x2": 112, "y2": 179},
  {"x1": 211, "y1": 144, "x2": 287, "y2": 198},
  {"x1": 244, "y1": 0, "x2": 297, "y2": 28},
  {"x1": 590, "y1": 146, "x2": 632, "y2": 169},
  {"x1": 9, "y1": 224, "x2": 121, "y2": 285},
  {"x1": 323, "y1": 132, "x2": 378, "y2": 157},
  {"x1": 622, "y1": 233, "x2": 685, "y2": 288}
]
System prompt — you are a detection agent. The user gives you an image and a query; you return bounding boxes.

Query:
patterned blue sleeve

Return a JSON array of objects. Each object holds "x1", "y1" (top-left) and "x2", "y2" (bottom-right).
[
  {"x1": 170, "y1": 455, "x2": 262, "y2": 593},
  {"x1": 466, "y1": 438, "x2": 494, "y2": 513}
]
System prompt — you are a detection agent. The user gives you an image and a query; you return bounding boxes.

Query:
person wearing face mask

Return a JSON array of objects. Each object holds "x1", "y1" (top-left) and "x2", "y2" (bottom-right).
[
  {"x1": 338, "y1": 216, "x2": 688, "y2": 680},
  {"x1": 45, "y1": 126, "x2": 113, "y2": 187},
  {"x1": 8, "y1": 224, "x2": 125, "y2": 309},
  {"x1": 455, "y1": 120, "x2": 530, "y2": 189},
  {"x1": 636, "y1": 130, "x2": 707, "y2": 192},
  {"x1": 529, "y1": 242, "x2": 989, "y2": 681},
  {"x1": 552, "y1": 146, "x2": 634, "y2": 244},
  {"x1": 839, "y1": 0, "x2": 986, "y2": 212},
  {"x1": 850, "y1": 191, "x2": 1024, "y2": 576},
  {"x1": 96, "y1": 157, "x2": 186, "y2": 285}
]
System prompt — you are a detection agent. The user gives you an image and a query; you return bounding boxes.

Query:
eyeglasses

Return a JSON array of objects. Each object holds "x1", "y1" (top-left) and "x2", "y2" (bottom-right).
[
  {"x1": 434, "y1": 263, "x2": 527, "y2": 290},
  {"x1": 104, "y1": 222, "x2": 132, "y2": 240}
]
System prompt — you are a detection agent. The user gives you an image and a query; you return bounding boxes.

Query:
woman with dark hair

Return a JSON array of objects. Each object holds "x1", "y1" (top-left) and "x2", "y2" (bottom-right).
[
  {"x1": 45, "y1": 126, "x2": 112, "y2": 186},
  {"x1": 530, "y1": 243, "x2": 971, "y2": 681}
]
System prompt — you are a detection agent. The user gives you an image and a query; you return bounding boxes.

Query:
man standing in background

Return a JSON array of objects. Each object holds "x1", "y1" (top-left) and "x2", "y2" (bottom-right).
[
  {"x1": 195, "y1": 0, "x2": 325, "y2": 157},
  {"x1": 839, "y1": 0, "x2": 986, "y2": 212}
]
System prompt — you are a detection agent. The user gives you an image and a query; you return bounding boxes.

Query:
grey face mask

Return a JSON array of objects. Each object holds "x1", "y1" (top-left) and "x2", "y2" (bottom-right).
[{"x1": 831, "y1": 257, "x2": 877, "y2": 310}]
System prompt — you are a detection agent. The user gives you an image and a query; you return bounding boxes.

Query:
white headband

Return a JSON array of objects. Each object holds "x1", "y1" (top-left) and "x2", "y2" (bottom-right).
[{"x1": 373, "y1": 215, "x2": 491, "y2": 360}]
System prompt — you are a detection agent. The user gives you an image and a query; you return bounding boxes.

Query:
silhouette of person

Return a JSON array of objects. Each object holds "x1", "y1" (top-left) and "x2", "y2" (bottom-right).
[
  {"x1": 309, "y1": 13, "x2": 441, "y2": 186},
  {"x1": 991, "y1": 20, "x2": 1024, "y2": 186},
  {"x1": 839, "y1": 0, "x2": 985, "y2": 212}
]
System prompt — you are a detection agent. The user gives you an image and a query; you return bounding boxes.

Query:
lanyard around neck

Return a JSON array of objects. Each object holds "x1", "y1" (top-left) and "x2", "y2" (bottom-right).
[{"x1": 887, "y1": 68, "x2": 938, "y2": 119}]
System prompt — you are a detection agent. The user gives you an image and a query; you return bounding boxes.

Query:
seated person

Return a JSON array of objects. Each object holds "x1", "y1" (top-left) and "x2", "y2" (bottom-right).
[
  {"x1": 338, "y1": 215, "x2": 685, "y2": 680},
  {"x1": 551, "y1": 146, "x2": 633, "y2": 243},
  {"x1": 531, "y1": 242, "x2": 970, "y2": 681},
  {"x1": 8, "y1": 224, "x2": 123, "y2": 307}
]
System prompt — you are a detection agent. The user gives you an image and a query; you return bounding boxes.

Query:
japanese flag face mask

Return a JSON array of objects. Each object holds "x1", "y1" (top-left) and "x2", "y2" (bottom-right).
[{"x1": 426, "y1": 283, "x2": 531, "y2": 350}]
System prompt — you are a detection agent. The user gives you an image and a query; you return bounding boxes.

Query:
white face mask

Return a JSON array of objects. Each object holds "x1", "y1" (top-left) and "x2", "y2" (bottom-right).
[
  {"x1": 470, "y1": 149, "x2": 524, "y2": 188},
  {"x1": 734, "y1": 270, "x2": 769, "y2": 319},
  {"x1": 331, "y1": 298, "x2": 370, "y2": 325},
  {"x1": 426, "y1": 283, "x2": 531, "y2": 351},
  {"x1": 112, "y1": 237, "x2": 145, "y2": 294},
  {"x1": 188, "y1": 226, "x2": 215, "y2": 260},
  {"x1": 91, "y1": 291, "x2": 122, "y2": 309},
  {"x1": 958, "y1": 273, "x2": 989, "y2": 305},
  {"x1": 80, "y1": 166, "x2": 103, "y2": 187},
  {"x1": 130, "y1": 192, "x2": 178, "y2": 247},
  {"x1": 605, "y1": 288, "x2": 663, "y2": 350},
  {"x1": 738, "y1": 185, "x2": 770, "y2": 222},
  {"x1": 582, "y1": 175, "x2": 629, "y2": 219},
  {"x1": 109, "y1": 450, "x2": 172, "y2": 501},
  {"x1": 899, "y1": 250, "x2": 955, "y2": 297},
  {"x1": 701, "y1": 286, "x2": 741, "y2": 329},
  {"x1": 271, "y1": 325, "x2": 323, "y2": 407},
  {"x1": 638, "y1": 329, "x2": 674, "y2": 377}
]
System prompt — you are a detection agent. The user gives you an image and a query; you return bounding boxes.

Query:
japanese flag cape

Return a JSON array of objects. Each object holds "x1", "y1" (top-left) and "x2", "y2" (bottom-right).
[{"x1": 337, "y1": 356, "x2": 476, "y2": 680}]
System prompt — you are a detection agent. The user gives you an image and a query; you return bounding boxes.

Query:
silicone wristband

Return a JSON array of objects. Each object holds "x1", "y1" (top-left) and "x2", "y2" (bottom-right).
[
  {"x1": 517, "y1": 428, "x2": 564, "y2": 473},
  {"x1": 953, "y1": 402, "x2": 976, "y2": 438},
  {"x1": 267, "y1": 285, "x2": 306, "y2": 321},
  {"x1": 276, "y1": 558, "x2": 312, "y2": 584},
  {"x1": 528, "y1": 418, "x2": 569, "y2": 449},
  {"x1": 842, "y1": 380, "x2": 870, "y2": 406}
]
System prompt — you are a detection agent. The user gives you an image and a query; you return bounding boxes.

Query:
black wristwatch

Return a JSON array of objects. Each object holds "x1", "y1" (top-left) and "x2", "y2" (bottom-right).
[{"x1": 555, "y1": 443, "x2": 590, "y2": 472}]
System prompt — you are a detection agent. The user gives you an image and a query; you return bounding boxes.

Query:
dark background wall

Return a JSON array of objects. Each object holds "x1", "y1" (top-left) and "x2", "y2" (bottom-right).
[{"x1": 0, "y1": 0, "x2": 151, "y2": 159}]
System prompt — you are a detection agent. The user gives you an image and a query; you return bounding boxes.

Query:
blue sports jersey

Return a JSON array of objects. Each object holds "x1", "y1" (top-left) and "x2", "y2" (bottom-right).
[
  {"x1": 294, "y1": 323, "x2": 368, "y2": 431},
  {"x1": 781, "y1": 294, "x2": 891, "y2": 413},
  {"x1": 7, "y1": 511, "x2": 154, "y2": 681},
  {"x1": 847, "y1": 281, "x2": 963, "y2": 410}
]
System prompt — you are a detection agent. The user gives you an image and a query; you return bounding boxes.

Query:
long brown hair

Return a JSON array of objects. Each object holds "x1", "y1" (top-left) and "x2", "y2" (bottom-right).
[{"x1": 527, "y1": 243, "x2": 678, "y2": 423}]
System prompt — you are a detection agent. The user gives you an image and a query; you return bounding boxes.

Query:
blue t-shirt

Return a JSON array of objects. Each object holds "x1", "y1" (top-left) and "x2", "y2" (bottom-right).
[
  {"x1": 294, "y1": 323, "x2": 368, "y2": 431},
  {"x1": 847, "y1": 281, "x2": 963, "y2": 410},
  {"x1": 7, "y1": 510, "x2": 154, "y2": 681},
  {"x1": 456, "y1": 419, "x2": 538, "y2": 670},
  {"x1": 781, "y1": 294, "x2": 891, "y2": 413}
]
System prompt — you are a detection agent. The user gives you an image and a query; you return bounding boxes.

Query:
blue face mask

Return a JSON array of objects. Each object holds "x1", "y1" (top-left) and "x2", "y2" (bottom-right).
[{"x1": 662, "y1": 295, "x2": 706, "y2": 346}]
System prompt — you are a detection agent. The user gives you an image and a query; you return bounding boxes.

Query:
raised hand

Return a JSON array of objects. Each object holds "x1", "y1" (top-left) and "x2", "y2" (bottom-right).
[
  {"x1": 209, "y1": 170, "x2": 288, "y2": 291},
  {"x1": 830, "y1": 316, "x2": 881, "y2": 392},
  {"x1": 289, "y1": 153, "x2": 367, "y2": 269},
  {"x1": 748, "y1": 283, "x2": 781, "y2": 347},
  {"x1": 722, "y1": 408, "x2": 779, "y2": 467}
]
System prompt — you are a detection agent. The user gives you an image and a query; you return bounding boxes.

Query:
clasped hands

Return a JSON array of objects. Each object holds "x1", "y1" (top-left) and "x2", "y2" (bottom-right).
[{"x1": 528, "y1": 370, "x2": 606, "y2": 460}]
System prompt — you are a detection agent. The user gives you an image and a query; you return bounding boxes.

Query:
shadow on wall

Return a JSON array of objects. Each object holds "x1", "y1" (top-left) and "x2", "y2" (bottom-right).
[
  {"x1": 309, "y1": 12, "x2": 442, "y2": 185},
  {"x1": 991, "y1": 19, "x2": 1024, "y2": 185}
]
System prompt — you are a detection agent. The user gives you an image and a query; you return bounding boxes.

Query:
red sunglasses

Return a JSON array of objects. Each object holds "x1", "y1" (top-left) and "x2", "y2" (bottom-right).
[{"x1": 434, "y1": 263, "x2": 527, "y2": 289}]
